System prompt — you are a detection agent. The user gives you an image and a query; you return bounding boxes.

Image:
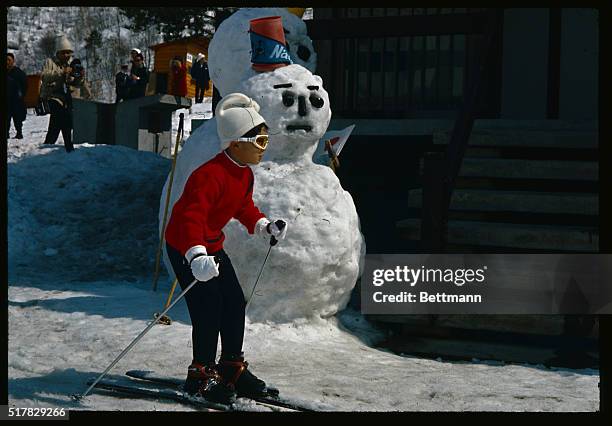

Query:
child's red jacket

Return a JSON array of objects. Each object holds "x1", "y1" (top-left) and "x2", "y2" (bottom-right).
[{"x1": 165, "y1": 151, "x2": 265, "y2": 256}]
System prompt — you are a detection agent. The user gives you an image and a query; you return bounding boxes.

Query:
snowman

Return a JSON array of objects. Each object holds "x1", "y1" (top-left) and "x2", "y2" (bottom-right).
[
  {"x1": 208, "y1": 7, "x2": 317, "y2": 96},
  {"x1": 160, "y1": 64, "x2": 365, "y2": 322},
  {"x1": 220, "y1": 64, "x2": 365, "y2": 322},
  {"x1": 160, "y1": 11, "x2": 364, "y2": 322}
]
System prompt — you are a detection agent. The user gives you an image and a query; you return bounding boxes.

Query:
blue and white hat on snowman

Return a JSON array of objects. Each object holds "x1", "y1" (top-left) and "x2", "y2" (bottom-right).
[{"x1": 249, "y1": 16, "x2": 293, "y2": 72}]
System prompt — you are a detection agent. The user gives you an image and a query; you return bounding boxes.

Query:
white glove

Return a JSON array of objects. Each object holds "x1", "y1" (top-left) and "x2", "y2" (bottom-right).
[
  {"x1": 186, "y1": 245, "x2": 219, "y2": 282},
  {"x1": 255, "y1": 218, "x2": 287, "y2": 241}
]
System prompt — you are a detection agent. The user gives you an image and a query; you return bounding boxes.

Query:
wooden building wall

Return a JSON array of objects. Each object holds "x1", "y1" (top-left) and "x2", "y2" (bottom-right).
[
  {"x1": 152, "y1": 40, "x2": 213, "y2": 99},
  {"x1": 24, "y1": 74, "x2": 41, "y2": 108}
]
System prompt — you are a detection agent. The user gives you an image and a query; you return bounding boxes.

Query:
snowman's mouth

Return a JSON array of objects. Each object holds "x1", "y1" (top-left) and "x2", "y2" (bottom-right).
[{"x1": 286, "y1": 124, "x2": 312, "y2": 132}]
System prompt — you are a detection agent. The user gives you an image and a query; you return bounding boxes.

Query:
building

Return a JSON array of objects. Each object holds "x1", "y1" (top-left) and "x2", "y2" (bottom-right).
[
  {"x1": 149, "y1": 36, "x2": 213, "y2": 99},
  {"x1": 306, "y1": 8, "x2": 599, "y2": 367}
]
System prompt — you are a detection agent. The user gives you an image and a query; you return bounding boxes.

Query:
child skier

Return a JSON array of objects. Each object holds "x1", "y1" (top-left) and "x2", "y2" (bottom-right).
[{"x1": 164, "y1": 93, "x2": 287, "y2": 405}]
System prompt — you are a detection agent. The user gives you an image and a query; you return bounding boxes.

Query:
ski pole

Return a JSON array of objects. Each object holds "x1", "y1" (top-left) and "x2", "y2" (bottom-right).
[
  {"x1": 245, "y1": 222, "x2": 286, "y2": 313},
  {"x1": 73, "y1": 276, "x2": 199, "y2": 402},
  {"x1": 152, "y1": 113, "x2": 184, "y2": 292},
  {"x1": 153, "y1": 278, "x2": 179, "y2": 325}
]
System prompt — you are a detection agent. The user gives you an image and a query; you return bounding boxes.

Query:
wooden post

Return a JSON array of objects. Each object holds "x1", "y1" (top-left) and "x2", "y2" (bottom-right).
[
  {"x1": 153, "y1": 278, "x2": 179, "y2": 326},
  {"x1": 152, "y1": 113, "x2": 184, "y2": 291},
  {"x1": 325, "y1": 139, "x2": 340, "y2": 172}
]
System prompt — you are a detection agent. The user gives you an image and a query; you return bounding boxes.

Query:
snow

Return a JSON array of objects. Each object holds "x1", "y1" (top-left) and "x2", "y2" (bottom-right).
[
  {"x1": 7, "y1": 110, "x2": 600, "y2": 411},
  {"x1": 208, "y1": 8, "x2": 317, "y2": 96}
]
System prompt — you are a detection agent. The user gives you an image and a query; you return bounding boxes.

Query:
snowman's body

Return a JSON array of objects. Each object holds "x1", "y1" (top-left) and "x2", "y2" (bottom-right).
[
  {"x1": 161, "y1": 65, "x2": 364, "y2": 323},
  {"x1": 223, "y1": 159, "x2": 364, "y2": 322}
]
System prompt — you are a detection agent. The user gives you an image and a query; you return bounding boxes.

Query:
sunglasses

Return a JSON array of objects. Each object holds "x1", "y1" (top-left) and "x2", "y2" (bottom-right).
[{"x1": 235, "y1": 134, "x2": 269, "y2": 150}]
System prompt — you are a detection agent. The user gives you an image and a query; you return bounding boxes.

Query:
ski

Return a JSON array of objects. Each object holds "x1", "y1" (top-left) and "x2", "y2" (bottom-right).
[
  {"x1": 86, "y1": 379, "x2": 230, "y2": 411},
  {"x1": 88, "y1": 379, "x2": 296, "y2": 412},
  {"x1": 125, "y1": 370, "x2": 316, "y2": 412}
]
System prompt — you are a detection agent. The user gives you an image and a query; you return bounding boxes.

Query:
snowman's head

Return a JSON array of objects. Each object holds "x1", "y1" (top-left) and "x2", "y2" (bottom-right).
[
  {"x1": 208, "y1": 8, "x2": 317, "y2": 96},
  {"x1": 239, "y1": 64, "x2": 331, "y2": 162}
]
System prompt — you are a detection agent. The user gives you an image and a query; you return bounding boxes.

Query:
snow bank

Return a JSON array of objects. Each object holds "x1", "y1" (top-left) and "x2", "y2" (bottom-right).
[{"x1": 8, "y1": 141, "x2": 170, "y2": 283}]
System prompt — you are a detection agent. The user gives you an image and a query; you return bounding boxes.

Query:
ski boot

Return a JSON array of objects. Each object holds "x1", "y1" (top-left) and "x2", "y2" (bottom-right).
[
  {"x1": 184, "y1": 361, "x2": 237, "y2": 405},
  {"x1": 217, "y1": 353, "x2": 279, "y2": 398}
]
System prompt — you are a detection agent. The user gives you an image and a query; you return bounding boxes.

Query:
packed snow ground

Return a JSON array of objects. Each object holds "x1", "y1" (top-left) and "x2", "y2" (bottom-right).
[{"x1": 7, "y1": 105, "x2": 599, "y2": 412}]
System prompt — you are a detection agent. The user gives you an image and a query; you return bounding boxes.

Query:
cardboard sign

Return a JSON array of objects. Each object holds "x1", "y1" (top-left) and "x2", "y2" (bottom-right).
[{"x1": 313, "y1": 125, "x2": 355, "y2": 166}]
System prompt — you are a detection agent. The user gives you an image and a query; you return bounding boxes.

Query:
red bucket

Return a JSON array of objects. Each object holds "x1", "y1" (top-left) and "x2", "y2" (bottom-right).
[
  {"x1": 250, "y1": 16, "x2": 292, "y2": 72},
  {"x1": 250, "y1": 16, "x2": 286, "y2": 43}
]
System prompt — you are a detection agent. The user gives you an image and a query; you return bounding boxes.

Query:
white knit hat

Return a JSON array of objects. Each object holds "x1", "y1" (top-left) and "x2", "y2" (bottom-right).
[
  {"x1": 55, "y1": 34, "x2": 73, "y2": 53},
  {"x1": 216, "y1": 93, "x2": 266, "y2": 149},
  {"x1": 196, "y1": 52, "x2": 205, "y2": 62},
  {"x1": 131, "y1": 48, "x2": 142, "y2": 55}
]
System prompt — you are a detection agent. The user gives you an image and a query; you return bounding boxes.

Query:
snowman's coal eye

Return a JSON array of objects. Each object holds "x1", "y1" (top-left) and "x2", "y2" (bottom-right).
[
  {"x1": 310, "y1": 94, "x2": 324, "y2": 109},
  {"x1": 297, "y1": 45, "x2": 311, "y2": 62},
  {"x1": 282, "y1": 91, "x2": 295, "y2": 107}
]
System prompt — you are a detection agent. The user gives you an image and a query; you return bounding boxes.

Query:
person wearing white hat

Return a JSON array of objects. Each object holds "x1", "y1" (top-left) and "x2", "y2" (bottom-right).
[
  {"x1": 164, "y1": 93, "x2": 288, "y2": 405},
  {"x1": 129, "y1": 47, "x2": 141, "y2": 65},
  {"x1": 128, "y1": 47, "x2": 143, "y2": 80},
  {"x1": 40, "y1": 34, "x2": 84, "y2": 153},
  {"x1": 127, "y1": 52, "x2": 149, "y2": 99},
  {"x1": 190, "y1": 52, "x2": 209, "y2": 103}
]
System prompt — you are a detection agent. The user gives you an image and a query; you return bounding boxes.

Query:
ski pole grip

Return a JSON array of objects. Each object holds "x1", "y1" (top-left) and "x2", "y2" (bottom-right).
[{"x1": 270, "y1": 220, "x2": 286, "y2": 247}]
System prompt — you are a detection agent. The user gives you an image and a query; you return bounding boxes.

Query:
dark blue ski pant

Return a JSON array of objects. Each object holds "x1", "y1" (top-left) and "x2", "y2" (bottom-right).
[{"x1": 166, "y1": 243, "x2": 246, "y2": 364}]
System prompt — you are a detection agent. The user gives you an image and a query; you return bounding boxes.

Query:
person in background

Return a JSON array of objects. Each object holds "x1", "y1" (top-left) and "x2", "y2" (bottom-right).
[
  {"x1": 40, "y1": 35, "x2": 85, "y2": 153},
  {"x1": 169, "y1": 56, "x2": 188, "y2": 98},
  {"x1": 69, "y1": 58, "x2": 92, "y2": 100},
  {"x1": 190, "y1": 53, "x2": 210, "y2": 104},
  {"x1": 6, "y1": 52, "x2": 27, "y2": 139},
  {"x1": 115, "y1": 64, "x2": 130, "y2": 103},
  {"x1": 129, "y1": 47, "x2": 142, "y2": 71},
  {"x1": 127, "y1": 53, "x2": 149, "y2": 99}
]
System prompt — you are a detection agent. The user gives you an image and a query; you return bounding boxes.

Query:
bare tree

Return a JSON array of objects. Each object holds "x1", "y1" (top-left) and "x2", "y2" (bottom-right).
[{"x1": 38, "y1": 30, "x2": 57, "y2": 59}]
